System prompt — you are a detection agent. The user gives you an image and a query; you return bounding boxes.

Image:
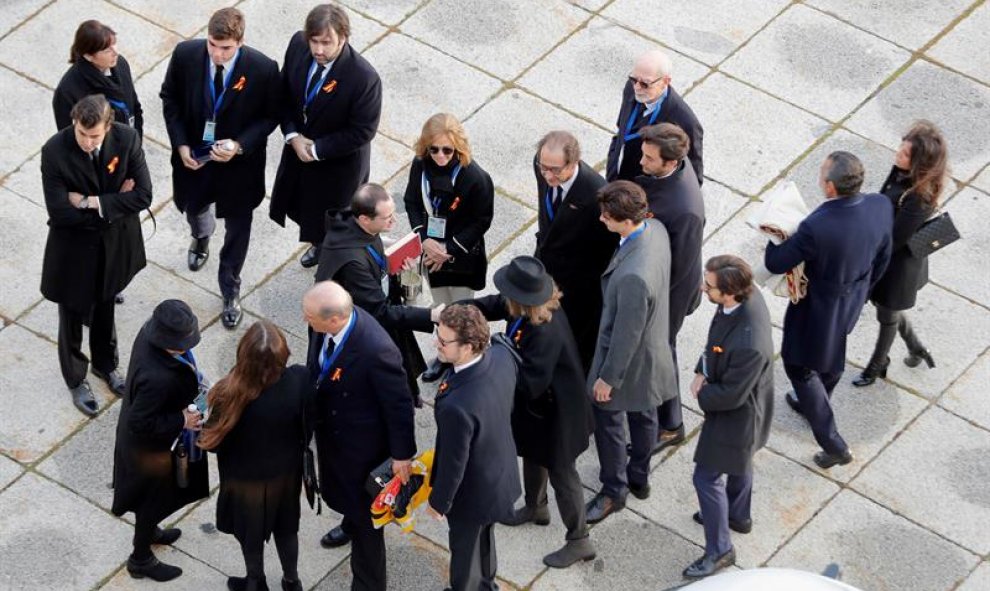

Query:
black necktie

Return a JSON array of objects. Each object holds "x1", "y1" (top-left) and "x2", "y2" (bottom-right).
[
  {"x1": 552, "y1": 186, "x2": 563, "y2": 213},
  {"x1": 213, "y1": 65, "x2": 224, "y2": 102},
  {"x1": 306, "y1": 64, "x2": 326, "y2": 98}
]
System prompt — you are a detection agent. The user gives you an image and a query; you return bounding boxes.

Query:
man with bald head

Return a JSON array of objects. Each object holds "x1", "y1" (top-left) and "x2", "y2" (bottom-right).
[
  {"x1": 303, "y1": 280, "x2": 416, "y2": 590},
  {"x1": 606, "y1": 49, "x2": 704, "y2": 184}
]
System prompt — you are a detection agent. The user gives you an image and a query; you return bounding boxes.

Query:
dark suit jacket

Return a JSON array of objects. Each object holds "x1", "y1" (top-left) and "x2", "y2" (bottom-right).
[
  {"x1": 637, "y1": 159, "x2": 705, "y2": 340},
  {"x1": 606, "y1": 83, "x2": 703, "y2": 184},
  {"x1": 307, "y1": 307, "x2": 416, "y2": 518},
  {"x1": 270, "y1": 36, "x2": 382, "y2": 242},
  {"x1": 534, "y1": 159, "x2": 616, "y2": 370},
  {"x1": 766, "y1": 194, "x2": 893, "y2": 373},
  {"x1": 40, "y1": 123, "x2": 151, "y2": 313},
  {"x1": 429, "y1": 344, "x2": 521, "y2": 525},
  {"x1": 160, "y1": 40, "x2": 280, "y2": 217},
  {"x1": 53, "y1": 55, "x2": 143, "y2": 135},
  {"x1": 693, "y1": 290, "x2": 774, "y2": 475}
]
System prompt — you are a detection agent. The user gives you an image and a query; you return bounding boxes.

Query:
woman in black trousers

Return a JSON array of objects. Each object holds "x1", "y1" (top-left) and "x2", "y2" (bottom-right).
[
  {"x1": 854, "y1": 120, "x2": 948, "y2": 386},
  {"x1": 199, "y1": 320, "x2": 314, "y2": 591},
  {"x1": 466, "y1": 256, "x2": 596, "y2": 568}
]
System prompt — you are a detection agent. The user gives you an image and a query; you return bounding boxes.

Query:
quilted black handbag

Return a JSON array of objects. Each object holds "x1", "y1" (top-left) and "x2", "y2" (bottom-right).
[{"x1": 906, "y1": 210, "x2": 960, "y2": 258}]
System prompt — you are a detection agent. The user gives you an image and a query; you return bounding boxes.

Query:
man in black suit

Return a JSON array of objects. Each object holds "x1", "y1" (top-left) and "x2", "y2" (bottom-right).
[
  {"x1": 271, "y1": 4, "x2": 382, "y2": 268},
  {"x1": 606, "y1": 49, "x2": 703, "y2": 184},
  {"x1": 636, "y1": 123, "x2": 705, "y2": 455},
  {"x1": 684, "y1": 255, "x2": 774, "y2": 579},
  {"x1": 160, "y1": 7, "x2": 280, "y2": 328},
  {"x1": 427, "y1": 304, "x2": 521, "y2": 591},
  {"x1": 303, "y1": 280, "x2": 416, "y2": 591},
  {"x1": 40, "y1": 94, "x2": 151, "y2": 416},
  {"x1": 533, "y1": 130, "x2": 617, "y2": 371}
]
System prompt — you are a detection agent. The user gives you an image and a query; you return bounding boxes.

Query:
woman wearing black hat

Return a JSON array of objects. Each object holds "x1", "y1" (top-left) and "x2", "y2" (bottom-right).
[
  {"x1": 464, "y1": 256, "x2": 596, "y2": 568},
  {"x1": 111, "y1": 299, "x2": 209, "y2": 582}
]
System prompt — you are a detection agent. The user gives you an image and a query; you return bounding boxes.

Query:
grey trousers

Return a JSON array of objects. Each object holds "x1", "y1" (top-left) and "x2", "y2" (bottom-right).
[
  {"x1": 521, "y1": 458, "x2": 588, "y2": 541},
  {"x1": 186, "y1": 204, "x2": 253, "y2": 299}
]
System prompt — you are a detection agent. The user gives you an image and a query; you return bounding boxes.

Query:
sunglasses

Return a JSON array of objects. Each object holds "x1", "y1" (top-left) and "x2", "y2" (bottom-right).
[
  {"x1": 628, "y1": 75, "x2": 662, "y2": 89},
  {"x1": 429, "y1": 145, "x2": 455, "y2": 156}
]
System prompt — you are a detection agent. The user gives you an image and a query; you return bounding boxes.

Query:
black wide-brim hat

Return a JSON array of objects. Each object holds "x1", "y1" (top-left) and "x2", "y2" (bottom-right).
[
  {"x1": 146, "y1": 299, "x2": 200, "y2": 351},
  {"x1": 493, "y1": 255, "x2": 553, "y2": 307}
]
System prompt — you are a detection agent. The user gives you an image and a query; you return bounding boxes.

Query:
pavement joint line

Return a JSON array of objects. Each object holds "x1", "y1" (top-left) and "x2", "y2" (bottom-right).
[
  {"x1": 0, "y1": 57, "x2": 56, "y2": 91},
  {"x1": 485, "y1": 216, "x2": 537, "y2": 260},
  {"x1": 103, "y1": 0, "x2": 190, "y2": 40},
  {"x1": 0, "y1": 0, "x2": 56, "y2": 44},
  {"x1": 915, "y1": 52, "x2": 990, "y2": 93}
]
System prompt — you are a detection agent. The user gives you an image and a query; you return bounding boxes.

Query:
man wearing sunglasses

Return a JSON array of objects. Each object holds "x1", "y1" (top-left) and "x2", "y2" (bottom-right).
[{"x1": 605, "y1": 49, "x2": 704, "y2": 186}]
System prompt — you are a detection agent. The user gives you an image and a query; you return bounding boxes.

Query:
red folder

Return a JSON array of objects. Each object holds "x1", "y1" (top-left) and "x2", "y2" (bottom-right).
[{"x1": 385, "y1": 232, "x2": 423, "y2": 275}]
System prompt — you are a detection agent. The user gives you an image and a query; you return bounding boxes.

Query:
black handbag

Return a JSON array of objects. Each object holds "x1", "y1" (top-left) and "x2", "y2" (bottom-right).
[
  {"x1": 906, "y1": 210, "x2": 960, "y2": 258},
  {"x1": 300, "y1": 392, "x2": 321, "y2": 514},
  {"x1": 365, "y1": 457, "x2": 394, "y2": 497}
]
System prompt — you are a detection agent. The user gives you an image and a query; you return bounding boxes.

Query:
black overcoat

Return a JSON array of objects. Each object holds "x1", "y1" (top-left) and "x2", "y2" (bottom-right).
[
  {"x1": 766, "y1": 194, "x2": 893, "y2": 373},
  {"x1": 112, "y1": 325, "x2": 209, "y2": 521},
  {"x1": 40, "y1": 123, "x2": 151, "y2": 314},
  {"x1": 606, "y1": 83, "x2": 704, "y2": 184},
  {"x1": 869, "y1": 167, "x2": 934, "y2": 311},
  {"x1": 270, "y1": 35, "x2": 382, "y2": 243},
  {"x1": 160, "y1": 40, "x2": 280, "y2": 217},
  {"x1": 403, "y1": 157, "x2": 494, "y2": 290},
  {"x1": 53, "y1": 55, "x2": 143, "y2": 135},
  {"x1": 534, "y1": 159, "x2": 616, "y2": 371},
  {"x1": 307, "y1": 307, "x2": 416, "y2": 518},
  {"x1": 693, "y1": 290, "x2": 775, "y2": 475},
  {"x1": 429, "y1": 344, "x2": 522, "y2": 525},
  {"x1": 468, "y1": 295, "x2": 593, "y2": 468}
]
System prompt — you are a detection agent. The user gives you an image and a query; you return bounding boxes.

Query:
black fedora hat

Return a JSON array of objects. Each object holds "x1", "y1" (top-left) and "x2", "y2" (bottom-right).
[
  {"x1": 146, "y1": 299, "x2": 200, "y2": 351},
  {"x1": 493, "y1": 256, "x2": 553, "y2": 307}
]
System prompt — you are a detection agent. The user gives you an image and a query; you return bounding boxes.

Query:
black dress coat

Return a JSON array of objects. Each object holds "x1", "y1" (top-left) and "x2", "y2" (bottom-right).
[
  {"x1": 112, "y1": 324, "x2": 209, "y2": 521},
  {"x1": 869, "y1": 167, "x2": 934, "y2": 311},
  {"x1": 307, "y1": 307, "x2": 416, "y2": 518},
  {"x1": 270, "y1": 35, "x2": 382, "y2": 243},
  {"x1": 637, "y1": 159, "x2": 706, "y2": 340},
  {"x1": 766, "y1": 194, "x2": 893, "y2": 373},
  {"x1": 693, "y1": 290, "x2": 775, "y2": 475},
  {"x1": 534, "y1": 159, "x2": 616, "y2": 370},
  {"x1": 160, "y1": 40, "x2": 280, "y2": 217},
  {"x1": 53, "y1": 55, "x2": 143, "y2": 135},
  {"x1": 606, "y1": 83, "x2": 704, "y2": 184},
  {"x1": 429, "y1": 344, "x2": 522, "y2": 525},
  {"x1": 213, "y1": 365, "x2": 314, "y2": 543},
  {"x1": 467, "y1": 295, "x2": 594, "y2": 468},
  {"x1": 403, "y1": 156, "x2": 494, "y2": 290},
  {"x1": 40, "y1": 123, "x2": 151, "y2": 314}
]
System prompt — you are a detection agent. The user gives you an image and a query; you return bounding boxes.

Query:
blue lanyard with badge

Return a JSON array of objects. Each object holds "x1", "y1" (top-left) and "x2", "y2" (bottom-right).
[
  {"x1": 302, "y1": 59, "x2": 326, "y2": 124},
  {"x1": 365, "y1": 244, "x2": 390, "y2": 296},
  {"x1": 421, "y1": 163, "x2": 462, "y2": 240},
  {"x1": 172, "y1": 349, "x2": 210, "y2": 463},
  {"x1": 623, "y1": 100, "x2": 663, "y2": 142},
  {"x1": 317, "y1": 309, "x2": 356, "y2": 387},
  {"x1": 107, "y1": 98, "x2": 135, "y2": 127},
  {"x1": 203, "y1": 50, "x2": 240, "y2": 144}
]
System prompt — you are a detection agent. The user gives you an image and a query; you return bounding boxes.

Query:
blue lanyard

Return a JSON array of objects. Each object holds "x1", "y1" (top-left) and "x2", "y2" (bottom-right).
[
  {"x1": 620, "y1": 223, "x2": 646, "y2": 248},
  {"x1": 303, "y1": 59, "x2": 326, "y2": 111},
  {"x1": 206, "y1": 50, "x2": 241, "y2": 120},
  {"x1": 622, "y1": 90, "x2": 666, "y2": 142},
  {"x1": 365, "y1": 245, "x2": 386, "y2": 273},
  {"x1": 506, "y1": 317, "x2": 524, "y2": 339},
  {"x1": 421, "y1": 163, "x2": 462, "y2": 215},
  {"x1": 107, "y1": 98, "x2": 130, "y2": 120},
  {"x1": 545, "y1": 186, "x2": 559, "y2": 222},
  {"x1": 318, "y1": 310, "x2": 356, "y2": 385},
  {"x1": 173, "y1": 350, "x2": 205, "y2": 388}
]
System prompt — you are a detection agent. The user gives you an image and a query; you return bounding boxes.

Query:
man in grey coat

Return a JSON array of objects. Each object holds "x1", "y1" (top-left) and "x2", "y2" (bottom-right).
[{"x1": 585, "y1": 181, "x2": 677, "y2": 524}]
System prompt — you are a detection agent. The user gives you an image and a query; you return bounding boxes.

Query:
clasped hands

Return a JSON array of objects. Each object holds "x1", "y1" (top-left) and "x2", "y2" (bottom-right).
[
  {"x1": 177, "y1": 139, "x2": 241, "y2": 170},
  {"x1": 421, "y1": 238, "x2": 452, "y2": 272},
  {"x1": 289, "y1": 135, "x2": 316, "y2": 163}
]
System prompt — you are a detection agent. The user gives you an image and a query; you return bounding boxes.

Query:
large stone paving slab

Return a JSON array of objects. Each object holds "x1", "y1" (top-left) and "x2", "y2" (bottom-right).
[
  {"x1": 928, "y1": 188, "x2": 990, "y2": 305},
  {"x1": 0, "y1": 0, "x2": 48, "y2": 39},
  {"x1": 132, "y1": 58, "x2": 171, "y2": 148},
  {"x1": 0, "y1": 454, "x2": 23, "y2": 490},
  {"x1": 927, "y1": 3, "x2": 990, "y2": 86},
  {"x1": 241, "y1": 262, "x2": 314, "y2": 340},
  {"x1": 851, "y1": 406, "x2": 990, "y2": 554},
  {"x1": 370, "y1": 134, "x2": 415, "y2": 185},
  {"x1": 972, "y1": 167, "x2": 990, "y2": 193},
  {"x1": 341, "y1": 0, "x2": 426, "y2": 26},
  {"x1": 700, "y1": 181, "x2": 750, "y2": 239},
  {"x1": 769, "y1": 490, "x2": 979, "y2": 591},
  {"x1": 940, "y1": 352, "x2": 990, "y2": 432},
  {"x1": 0, "y1": 67, "x2": 53, "y2": 177},
  {"x1": 112, "y1": 0, "x2": 234, "y2": 38},
  {"x1": 0, "y1": 472, "x2": 134, "y2": 590},
  {"x1": 0, "y1": 190, "x2": 47, "y2": 320},
  {"x1": 806, "y1": 0, "x2": 972, "y2": 51},
  {"x1": 957, "y1": 562, "x2": 990, "y2": 591}
]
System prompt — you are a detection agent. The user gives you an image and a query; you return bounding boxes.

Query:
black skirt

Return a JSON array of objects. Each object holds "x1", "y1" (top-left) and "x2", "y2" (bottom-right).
[{"x1": 216, "y1": 469, "x2": 302, "y2": 545}]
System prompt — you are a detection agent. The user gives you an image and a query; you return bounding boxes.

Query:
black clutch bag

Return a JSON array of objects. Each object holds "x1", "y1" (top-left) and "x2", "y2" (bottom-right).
[
  {"x1": 365, "y1": 458, "x2": 394, "y2": 497},
  {"x1": 906, "y1": 211, "x2": 960, "y2": 258},
  {"x1": 299, "y1": 392, "x2": 321, "y2": 514}
]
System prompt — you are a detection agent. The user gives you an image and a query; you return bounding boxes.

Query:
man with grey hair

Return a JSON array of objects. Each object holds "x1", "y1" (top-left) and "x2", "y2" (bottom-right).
[{"x1": 606, "y1": 49, "x2": 704, "y2": 184}]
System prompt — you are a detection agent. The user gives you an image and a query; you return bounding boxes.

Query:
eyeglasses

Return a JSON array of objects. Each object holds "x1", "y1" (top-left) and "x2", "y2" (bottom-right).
[
  {"x1": 434, "y1": 329, "x2": 459, "y2": 347},
  {"x1": 538, "y1": 162, "x2": 568, "y2": 175},
  {"x1": 628, "y1": 75, "x2": 663, "y2": 89},
  {"x1": 702, "y1": 280, "x2": 719, "y2": 293},
  {"x1": 429, "y1": 145, "x2": 455, "y2": 156}
]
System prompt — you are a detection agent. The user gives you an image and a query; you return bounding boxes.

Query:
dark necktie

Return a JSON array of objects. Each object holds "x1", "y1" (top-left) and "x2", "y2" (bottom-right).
[
  {"x1": 91, "y1": 149, "x2": 101, "y2": 178},
  {"x1": 213, "y1": 65, "x2": 224, "y2": 102},
  {"x1": 306, "y1": 64, "x2": 326, "y2": 98},
  {"x1": 552, "y1": 186, "x2": 563, "y2": 214}
]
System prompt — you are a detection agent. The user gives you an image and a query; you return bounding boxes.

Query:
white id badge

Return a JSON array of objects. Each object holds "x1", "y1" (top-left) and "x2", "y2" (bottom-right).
[
  {"x1": 427, "y1": 216, "x2": 447, "y2": 239},
  {"x1": 202, "y1": 120, "x2": 216, "y2": 143},
  {"x1": 381, "y1": 274, "x2": 390, "y2": 297}
]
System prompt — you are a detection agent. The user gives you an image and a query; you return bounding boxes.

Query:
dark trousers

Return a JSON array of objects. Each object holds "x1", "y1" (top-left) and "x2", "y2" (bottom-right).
[
  {"x1": 131, "y1": 509, "x2": 158, "y2": 561},
  {"x1": 593, "y1": 406, "x2": 657, "y2": 499},
  {"x1": 784, "y1": 362, "x2": 847, "y2": 455},
  {"x1": 692, "y1": 464, "x2": 752, "y2": 557},
  {"x1": 187, "y1": 204, "x2": 253, "y2": 298},
  {"x1": 241, "y1": 531, "x2": 299, "y2": 583},
  {"x1": 656, "y1": 338, "x2": 684, "y2": 432},
  {"x1": 340, "y1": 514, "x2": 386, "y2": 591},
  {"x1": 447, "y1": 518, "x2": 498, "y2": 591},
  {"x1": 57, "y1": 301, "x2": 117, "y2": 388},
  {"x1": 521, "y1": 458, "x2": 588, "y2": 540}
]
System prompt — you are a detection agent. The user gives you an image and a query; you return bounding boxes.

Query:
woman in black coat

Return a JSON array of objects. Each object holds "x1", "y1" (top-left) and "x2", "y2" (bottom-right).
[
  {"x1": 854, "y1": 121, "x2": 948, "y2": 386},
  {"x1": 198, "y1": 320, "x2": 313, "y2": 591},
  {"x1": 53, "y1": 20, "x2": 143, "y2": 135},
  {"x1": 112, "y1": 300, "x2": 208, "y2": 583},
  {"x1": 465, "y1": 256, "x2": 596, "y2": 569}
]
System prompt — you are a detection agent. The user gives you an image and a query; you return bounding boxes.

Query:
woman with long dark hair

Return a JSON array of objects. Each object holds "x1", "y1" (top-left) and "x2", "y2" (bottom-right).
[
  {"x1": 199, "y1": 320, "x2": 314, "y2": 591},
  {"x1": 854, "y1": 120, "x2": 948, "y2": 386}
]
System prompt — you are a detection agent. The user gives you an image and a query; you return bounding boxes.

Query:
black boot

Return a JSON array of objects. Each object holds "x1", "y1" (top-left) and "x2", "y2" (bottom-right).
[
  {"x1": 126, "y1": 555, "x2": 182, "y2": 582},
  {"x1": 853, "y1": 320, "x2": 896, "y2": 387},
  {"x1": 899, "y1": 317, "x2": 935, "y2": 368}
]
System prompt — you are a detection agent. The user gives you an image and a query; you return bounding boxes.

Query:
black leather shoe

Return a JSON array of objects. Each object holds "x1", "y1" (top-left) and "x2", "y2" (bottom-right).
[
  {"x1": 152, "y1": 526, "x2": 182, "y2": 545},
  {"x1": 126, "y1": 555, "x2": 182, "y2": 582},
  {"x1": 852, "y1": 357, "x2": 889, "y2": 387},
  {"x1": 904, "y1": 348, "x2": 935, "y2": 369},
  {"x1": 320, "y1": 525, "x2": 351, "y2": 548},
  {"x1": 814, "y1": 449, "x2": 854, "y2": 469},
  {"x1": 114, "y1": 292, "x2": 125, "y2": 304},
  {"x1": 187, "y1": 237, "x2": 210, "y2": 271},
  {"x1": 585, "y1": 492, "x2": 625, "y2": 524},
  {"x1": 222, "y1": 296, "x2": 242, "y2": 329},
  {"x1": 300, "y1": 244, "x2": 319, "y2": 268},
  {"x1": 281, "y1": 578, "x2": 303, "y2": 591},
  {"x1": 70, "y1": 381, "x2": 98, "y2": 417},
  {"x1": 785, "y1": 391, "x2": 803, "y2": 415},
  {"x1": 683, "y1": 548, "x2": 736, "y2": 579},
  {"x1": 227, "y1": 576, "x2": 269, "y2": 591},
  {"x1": 92, "y1": 367, "x2": 126, "y2": 397},
  {"x1": 692, "y1": 511, "x2": 752, "y2": 534},
  {"x1": 629, "y1": 482, "x2": 651, "y2": 500},
  {"x1": 650, "y1": 424, "x2": 685, "y2": 456},
  {"x1": 421, "y1": 359, "x2": 449, "y2": 383},
  {"x1": 499, "y1": 504, "x2": 550, "y2": 526}
]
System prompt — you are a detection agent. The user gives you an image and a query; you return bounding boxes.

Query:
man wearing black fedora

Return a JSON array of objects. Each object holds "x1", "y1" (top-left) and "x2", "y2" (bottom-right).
[{"x1": 112, "y1": 299, "x2": 210, "y2": 583}]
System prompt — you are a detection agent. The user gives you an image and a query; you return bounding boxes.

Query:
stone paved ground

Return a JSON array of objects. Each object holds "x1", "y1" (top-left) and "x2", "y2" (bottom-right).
[{"x1": 1, "y1": 0, "x2": 988, "y2": 589}]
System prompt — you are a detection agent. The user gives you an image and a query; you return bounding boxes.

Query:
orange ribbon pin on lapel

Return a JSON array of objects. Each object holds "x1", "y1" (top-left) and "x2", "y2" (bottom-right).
[
  {"x1": 106, "y1": 156, "x2": 119, "y2": 174},
  {"x1": 331, "y1": 367, "x2": 343, "y2": 382},
  {"x1": 322, "y1": 79, "x2": 338, "y2": 94},
  {"x1": 232, "y1": 76, "x2": 246, "y2": 91},
  {"x1": 712, "y1": 345, "x2": 724, "y2": 354},
  {"x1": 450, "y1": 196, "x2": 461, "y2": 211}
]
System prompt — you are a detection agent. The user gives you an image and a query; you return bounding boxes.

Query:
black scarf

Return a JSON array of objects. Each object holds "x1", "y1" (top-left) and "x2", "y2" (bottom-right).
[
  {"x1": 74, "y1": 59, "x2": 131, "y2": 109},
  {"x1": 423, "y1": 156, "x2": 460, "y2": 196}
]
